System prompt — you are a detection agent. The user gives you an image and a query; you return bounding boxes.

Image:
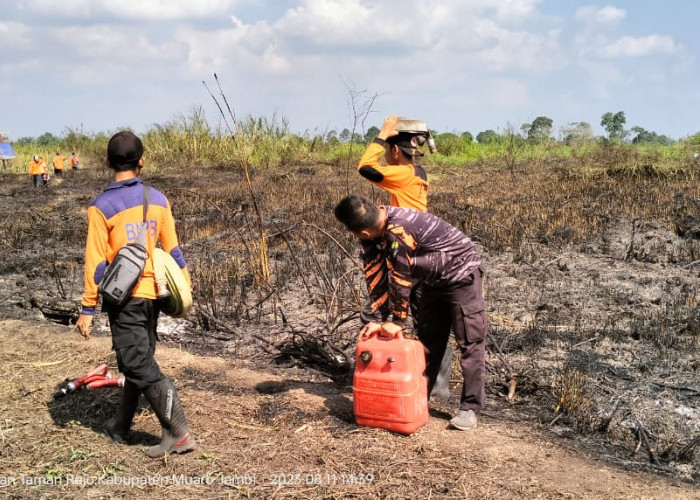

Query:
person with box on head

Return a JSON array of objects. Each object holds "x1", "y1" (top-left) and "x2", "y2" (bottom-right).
[
  {"x1": 356, "y1": 115, "x2": 453, "y2": 401},
  {"x1": 334, "y1": 194, "x2": 487, "y2": 431},
  {"x1": 76, "y1": 131, "x2": 195, "y2": 458},
  {"x1": 357, "y1": 115, "x2": 433, "y2": 211}
]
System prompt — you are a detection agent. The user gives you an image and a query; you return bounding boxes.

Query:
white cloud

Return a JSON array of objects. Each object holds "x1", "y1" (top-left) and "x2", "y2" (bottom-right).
[
  {"x1": 271, "y1": 0, "x2": 546, "y2": 48},
  {"x1": 116, "y1": 0, "x2": 240, "y2": 20},
  {"x1": 490, "y1": 0, "x2": 542, "y2": 21},
  {"x1": 43, "y1": 25, "x2": 187, "y2": 84},
  {"x1": 178, "y1": 18, "x2": 285, "y2": 77},
  {"x1": 600, "y1": 35, "x2": 679, "y2": 58},
  {"x1": 18, "y1": 0, "x2": 241, "y2": 20},
  {"x1": 261, "y1": 42, "x2": 292, "y2": 73},
  {"x1": 56, "y1": 25, "x2": 178, "y2": 59},
  {"x1": 4, "y1": 0, "x2": 695, "y2": 140},
  {"x1": 275, "y1": 0, "x2": 378, "y2": 45},
  {"x1": 595, "y1": 6, "x2": 626, "y2": 24},
  {"x1": 474, "y1": 22, "x2": 566, "y2": 72},
  {"x1": 176, "y1": 0, "x2": 563, "y2": 81},
  {"x1": 575, "y1": 5, "x2": 626, "y2": 25}
]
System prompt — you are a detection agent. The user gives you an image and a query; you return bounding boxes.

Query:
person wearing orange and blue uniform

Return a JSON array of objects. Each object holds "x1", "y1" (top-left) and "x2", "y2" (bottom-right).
[{"x1": 76, "y1": 131, "x2": 195, "y2": 458}]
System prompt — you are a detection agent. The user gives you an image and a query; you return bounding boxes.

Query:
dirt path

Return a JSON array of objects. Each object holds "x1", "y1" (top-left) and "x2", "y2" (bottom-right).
[{"x1": 0, "y1": 319, "x2": 696, "y2": 499}]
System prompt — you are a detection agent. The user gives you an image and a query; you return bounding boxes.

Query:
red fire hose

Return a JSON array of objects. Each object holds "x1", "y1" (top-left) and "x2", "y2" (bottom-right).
[{"x1": 54, "y1": 364, "x2": 125, "y2": 398}]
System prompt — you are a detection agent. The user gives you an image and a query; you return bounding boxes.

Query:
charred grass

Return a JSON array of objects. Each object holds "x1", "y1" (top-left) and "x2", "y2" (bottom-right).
[{"x1": 1, "y1": 148, "x2": 700, "y2": 494}]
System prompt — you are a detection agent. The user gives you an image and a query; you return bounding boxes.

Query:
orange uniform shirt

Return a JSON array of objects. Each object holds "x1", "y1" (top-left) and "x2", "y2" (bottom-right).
[
  {"x1": 29, "y1": 158, "x2": 47, "y2": 176},
  {"x1": 357, "y1": 140, "x2": 428, "y2": 211},
  {"x1": 53, "y1": 155, "x2": 66, "y2": 170},
  {"x1": 70, "y1": 155, "x2": 79, "y2": 168},
  {"x1": 80, "y1": 178, "x2": 191, "y2": 315}
]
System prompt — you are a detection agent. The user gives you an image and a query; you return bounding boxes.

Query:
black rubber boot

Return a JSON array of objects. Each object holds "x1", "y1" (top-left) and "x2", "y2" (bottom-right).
[
  {"x1": 143, "y1": 378, "x2": 196, "y2": 458},
  {"x1": 430, "y1": 343, "x2": 454, "y2": 402},
  {"x1": 105, "y1": 379, "x2": 140, "y2": 444}
]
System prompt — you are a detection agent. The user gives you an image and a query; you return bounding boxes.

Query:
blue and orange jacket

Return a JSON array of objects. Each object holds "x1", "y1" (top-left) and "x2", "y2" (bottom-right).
[
  {"x1": 357, "y1": 138, "x2": 428, "y2": 211},
  {"x1": 80, "y1": 177, "x2": 191, "y2": 315}
]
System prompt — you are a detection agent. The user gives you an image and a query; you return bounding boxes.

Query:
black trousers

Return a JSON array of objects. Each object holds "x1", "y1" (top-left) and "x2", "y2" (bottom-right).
[
  {"x1": 107, "y1": 298, "x2": 165, "y2": 390},
  {"x1": 417, "y1": 270, "x2": 487, "y2": 414}
]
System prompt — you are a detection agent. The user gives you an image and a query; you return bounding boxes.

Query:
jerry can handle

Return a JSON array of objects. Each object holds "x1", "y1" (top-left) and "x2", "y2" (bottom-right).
[{"x1": 379, "y1": 322, "x2": 404, "y2": 339}]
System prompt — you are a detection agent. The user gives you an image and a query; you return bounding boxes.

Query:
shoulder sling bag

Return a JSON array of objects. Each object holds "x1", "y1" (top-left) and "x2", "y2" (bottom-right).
[{"x1": 98, "y1": 184, "x2": 151, "y2": 307}]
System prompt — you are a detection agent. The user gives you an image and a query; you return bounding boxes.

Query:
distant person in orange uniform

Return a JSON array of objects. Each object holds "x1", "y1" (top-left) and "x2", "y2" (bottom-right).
[
  {"x1": 28, "y1": 155, "x2": 48, "y2": 187},
  {"x1": 52, "y1": 152, "x2": 66, "y2": 176},
  {"x1": 70, "y1": 152, "x2": 80, "y2": 170},
  {"x1": 76, "y1": 131, "x2": 195, "y2": 458}
]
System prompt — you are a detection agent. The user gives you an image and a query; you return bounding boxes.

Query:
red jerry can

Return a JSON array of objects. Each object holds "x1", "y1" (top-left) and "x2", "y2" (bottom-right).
[{"x1": 353, "y1": 327, "x2": 428, "y2": 434}]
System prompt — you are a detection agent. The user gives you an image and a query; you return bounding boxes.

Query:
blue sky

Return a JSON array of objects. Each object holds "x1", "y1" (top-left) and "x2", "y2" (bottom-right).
[{"x1": 1, "y1": 0, "x2": 697, "y2": 140}]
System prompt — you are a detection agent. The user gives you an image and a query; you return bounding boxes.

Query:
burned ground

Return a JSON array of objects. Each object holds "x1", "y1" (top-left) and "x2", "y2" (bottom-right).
[{"x1": 0, "y1": 158, "x2": 699, "y2": 498}]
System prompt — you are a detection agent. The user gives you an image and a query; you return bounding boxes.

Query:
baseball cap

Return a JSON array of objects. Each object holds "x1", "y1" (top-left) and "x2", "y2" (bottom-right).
[
  {"x1": 33, "y1": 155, "x2": 40, "y2": 161},
  {"x1": 107, "y1": 131, "x2": 144, "y2": 168}
]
